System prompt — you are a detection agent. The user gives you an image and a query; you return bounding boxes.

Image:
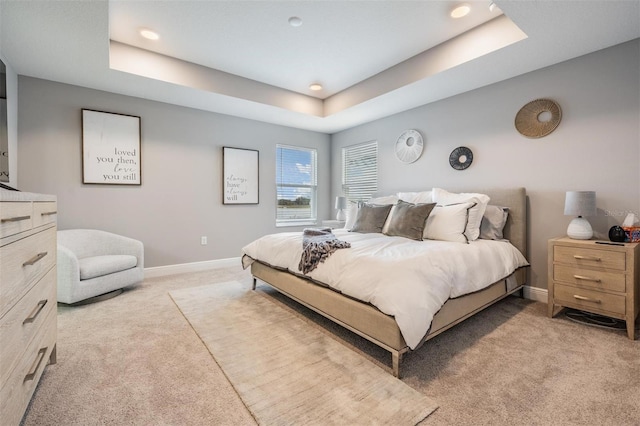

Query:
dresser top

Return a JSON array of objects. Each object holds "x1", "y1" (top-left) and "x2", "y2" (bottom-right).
[{"x1": 0, "y1": 188, "x2": 56, "y2": 202}]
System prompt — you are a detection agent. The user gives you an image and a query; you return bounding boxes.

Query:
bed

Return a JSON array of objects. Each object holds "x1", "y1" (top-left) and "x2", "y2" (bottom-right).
[{"x1": 242, "y1": 187, "x2": 529, "y2": 377}]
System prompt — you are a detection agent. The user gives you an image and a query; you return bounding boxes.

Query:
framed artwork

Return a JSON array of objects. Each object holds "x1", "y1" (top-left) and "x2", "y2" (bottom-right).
[
  {"x1": 223, "y1": 146, "x2": 259, "y2": 204},
  {"x1": 82, "y1": 109, "x2": 141, "y2": 185}
]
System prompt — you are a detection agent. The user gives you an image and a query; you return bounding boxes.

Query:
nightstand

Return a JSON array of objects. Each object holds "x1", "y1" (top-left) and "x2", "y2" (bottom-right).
[
  {"x1": 548, "y1": 237, "x2": 639, "y2": 339},
  {"x1": 321, "y1": 220, "x2": 345, "y2": 229}
]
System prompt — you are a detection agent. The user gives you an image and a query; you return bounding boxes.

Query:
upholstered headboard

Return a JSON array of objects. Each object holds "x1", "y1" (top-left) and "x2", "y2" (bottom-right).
[{"x1": 474, "y1": 187, "x2": 527, "y2": 259}]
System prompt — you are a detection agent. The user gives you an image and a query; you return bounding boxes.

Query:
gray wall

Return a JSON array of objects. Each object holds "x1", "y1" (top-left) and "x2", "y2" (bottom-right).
[
  {"x1": 17, "y1": 77, "x2": 330, "y2": 267},
  {"x1": 331, "y1": 39, "x2": 640, "y2": 290},
  {"x1": 14, "y1": 39, "x2": 640, "y2": 291}
]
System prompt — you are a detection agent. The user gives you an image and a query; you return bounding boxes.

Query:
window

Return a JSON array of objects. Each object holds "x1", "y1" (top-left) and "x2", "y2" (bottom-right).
[
  {"x1": 342, "y1": 141, "x2": 378, "y2": 204},
  {"x1": 276, "y1": 145, "x2": 317, "y2": 226}
]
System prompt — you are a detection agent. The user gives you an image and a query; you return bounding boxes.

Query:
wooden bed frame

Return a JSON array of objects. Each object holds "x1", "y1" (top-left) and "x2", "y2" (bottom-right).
[{"x1": 251, "y1": 188, "x2": 528, "y2": 377}]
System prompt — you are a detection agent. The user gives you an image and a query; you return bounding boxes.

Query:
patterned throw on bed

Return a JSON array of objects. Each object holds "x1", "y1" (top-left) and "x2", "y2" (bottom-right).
[{"x1": 299, "y1": 228, "x2": 351, "y2": 274}]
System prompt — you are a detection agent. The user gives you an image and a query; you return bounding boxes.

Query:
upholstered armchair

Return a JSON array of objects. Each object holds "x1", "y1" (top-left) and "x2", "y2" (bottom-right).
[{"x1": 57, "y1": 229, "x2": 144, "y2": 305}]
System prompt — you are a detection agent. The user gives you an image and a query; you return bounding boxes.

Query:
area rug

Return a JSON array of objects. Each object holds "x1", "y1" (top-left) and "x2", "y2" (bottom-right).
[{"x1": 169, "y1": 281, "x2": 438, "y2": 425}]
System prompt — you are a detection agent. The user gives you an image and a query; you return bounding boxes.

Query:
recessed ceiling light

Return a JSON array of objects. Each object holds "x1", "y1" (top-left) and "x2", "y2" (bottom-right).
[
  {"x1": 309, "y1": 83, "x2": 322, "y2": 91},
  {"x1": 139, "y1": 28, "x2": 160, "y2": 40},
  {"x1": 450, "y1": 4, "x2": 471, "y2": 18},
  {"x1": 288, "y1": 16, "x2": 302, "y2": 27}
]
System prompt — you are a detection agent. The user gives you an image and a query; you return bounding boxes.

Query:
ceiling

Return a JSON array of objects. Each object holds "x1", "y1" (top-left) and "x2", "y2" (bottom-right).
[{"x1": 1, "y1": 1, "x2": 639, "y2": 134}]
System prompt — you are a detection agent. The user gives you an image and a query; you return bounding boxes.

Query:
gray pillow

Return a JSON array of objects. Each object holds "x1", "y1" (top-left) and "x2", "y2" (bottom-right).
[
  {"x1": 350, "y1": 203, "x2": 393, "y2": 233},
  {"x1": 480, "y1": 205, "x2": 509, "y2": 240},
  {"x1": 384, "y1": 200, "x2": 436, "y2": 240}
]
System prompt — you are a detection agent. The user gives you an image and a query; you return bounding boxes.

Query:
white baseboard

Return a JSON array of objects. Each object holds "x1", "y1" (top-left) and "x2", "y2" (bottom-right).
[
  {"x1": 522, "y1": 285, "x2": 548, "y2": 303},
  {"x1": 144, "y1": 257, "x2": 242, "y2": 279}
]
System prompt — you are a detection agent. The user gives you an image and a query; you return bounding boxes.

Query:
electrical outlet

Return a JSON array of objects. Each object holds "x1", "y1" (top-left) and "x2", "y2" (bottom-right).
[{"x1": 201, "y1": 236, "x2": 207, "y2": 245}]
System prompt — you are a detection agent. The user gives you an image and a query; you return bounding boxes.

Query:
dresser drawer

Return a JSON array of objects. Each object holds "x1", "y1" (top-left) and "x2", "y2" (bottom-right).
[
  {"x1": 0, "y1": 202, "x2": 32, "y2": 239},
  {"x1": 554, "y1": 246, "x2": 625, "y2": 271},
  {"x1": 554, "y1": 283, "x2": 626, "y2": 316},
  {"x1": 0, "y1": 309, "x2": 56, "y2": 426},
  {"x1": 32, "y1": 202, "x2": 57, "y2": 229},
  {"x1": 0, "y1": 268, "x2": 56, "y2": 386},
  {"x1": 0, "y1": 226, "x2": 57, "y2": 317},
  {"x1": 553, "y1": 264, "x2": 626, "y2": 292}
]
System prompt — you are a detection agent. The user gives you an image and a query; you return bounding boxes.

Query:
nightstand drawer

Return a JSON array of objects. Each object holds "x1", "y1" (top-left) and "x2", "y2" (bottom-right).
[
  {"x1": 554, "y1": 246, "x2": 625, "y2": 271},
  {"x1": 553, "y1": 264, "x2": 625, "y2": 292},
  {"x1": 554, "y1": 283, "x2": 626, "y2": 316}
]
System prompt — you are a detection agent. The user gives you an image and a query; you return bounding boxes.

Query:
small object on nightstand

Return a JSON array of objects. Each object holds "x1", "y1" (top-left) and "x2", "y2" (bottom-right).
[{"x1": 609, "y1": 225, "x2": 626, "y2": 242}]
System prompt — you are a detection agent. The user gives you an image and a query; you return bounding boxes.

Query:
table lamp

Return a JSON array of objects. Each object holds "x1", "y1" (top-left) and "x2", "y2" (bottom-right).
[
  {"x1": 335, "y1": 196, "x2": 347, "y2": 221},
  {"x1": 564, "y1": 191, "x2": 596, "y2": 239}
]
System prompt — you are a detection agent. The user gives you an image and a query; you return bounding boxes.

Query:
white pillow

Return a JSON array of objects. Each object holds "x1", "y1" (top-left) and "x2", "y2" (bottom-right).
[
  {"x1": 397, "y1": 190, "x2": 433, "y2": 204},
  {"x1": 424, "y1": 202, "x2": 476, "y2": 243},
  {"x1": 369, "y1": 194, "x2": 399, "y2": 205},
  {"x1": 343, "y1": 203, "x2": 359, "y2": 230},
  {"x1": 433, "y1": 188, "x2": 490, "y2": 241}
]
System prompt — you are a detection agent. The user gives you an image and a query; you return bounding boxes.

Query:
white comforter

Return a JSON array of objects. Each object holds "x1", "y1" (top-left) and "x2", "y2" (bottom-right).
[{"x1": 242, "y1": 230, "x2": 528, "y2": 350}]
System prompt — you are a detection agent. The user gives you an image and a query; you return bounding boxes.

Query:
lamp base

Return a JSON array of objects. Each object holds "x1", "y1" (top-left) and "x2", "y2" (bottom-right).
[
  {"x1": 567, "y1": 217, "x2": 593, "y2": 240},
  {"x1": 336, "y1": 209, "x2": 346, "y2": 221}
]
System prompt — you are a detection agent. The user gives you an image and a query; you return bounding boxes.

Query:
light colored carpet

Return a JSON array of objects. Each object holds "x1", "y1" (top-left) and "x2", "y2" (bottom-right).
[
  {"x1": 169, "y1": 281, "x2": 438, "y2": 425},
  {"x1": 20, "y1": 266, "x2": 640, "y2": 425}
]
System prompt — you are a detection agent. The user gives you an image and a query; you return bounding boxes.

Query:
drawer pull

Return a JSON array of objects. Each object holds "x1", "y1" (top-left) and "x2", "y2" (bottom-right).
[
  {"x1": 573, "y1": 294, "x2": 601, "y2": 304},
  {"x1": 573, "y1": 255, "x2": 601, "y2": 261},
  {"x1": 23, "y1": 300, "x2": 48, "y2": 324},
  {"x1": 24, "y1": 347, "x2": 48, "y2": 383},
  {"x1": 573, "y1": 275, "x2": 602, "y2": 283},
  {"x1": 41, "y1": 211, "x2": 57, "y2": 216},
  {"x1": 22, "y1": 251, "x2": 48, "y2": 267},
  {"x1": 1, "y1": 215, "x2": 31, "y2": 223}
]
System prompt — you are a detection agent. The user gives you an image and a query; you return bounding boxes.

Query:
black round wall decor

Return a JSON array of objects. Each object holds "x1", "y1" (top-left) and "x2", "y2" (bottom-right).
[{"x1": 449, "y1": 146, "x2": 473, "y2": 170}]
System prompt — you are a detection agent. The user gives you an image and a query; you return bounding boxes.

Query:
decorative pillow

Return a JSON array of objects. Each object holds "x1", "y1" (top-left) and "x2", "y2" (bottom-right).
[
  {"x1": 343, "y1": 203, "x2": 359, "y2": 230},
  {"x1": 480, "y1": 205, "x2": 509, "y2": 240},
  {"x1": 368, "y1": 195, "x2": 399, "y2": 233},
  {"x1": 350, "y1": 203, "x2": 393, "y2": 234},
  {"x1": 433, "y1": 188, "x2": 490, "y2": 241},
  {"x1": 397, "y1": 190, "x2": 433, "y2": 204},
  {"x1": 384, "y1": 201, "x2": 436, "y2": 241},
  {"x1": 424, "y1": 202, "x2": 476, "y2": 243}
]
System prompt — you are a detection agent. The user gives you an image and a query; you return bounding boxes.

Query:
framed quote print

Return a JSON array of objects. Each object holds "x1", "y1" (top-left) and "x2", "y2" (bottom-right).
[
  {"x1": 82, "y1": 109, "x2": 141, "y2": 185},
  {"x1": 223, "y1": 146, "x2": 259, "y2": 204}
]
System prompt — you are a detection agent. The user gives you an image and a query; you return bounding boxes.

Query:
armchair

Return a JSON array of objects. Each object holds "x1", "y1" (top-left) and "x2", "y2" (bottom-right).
[{"x1": 57, "y1": 229, "x2": 144, "y2": 305}]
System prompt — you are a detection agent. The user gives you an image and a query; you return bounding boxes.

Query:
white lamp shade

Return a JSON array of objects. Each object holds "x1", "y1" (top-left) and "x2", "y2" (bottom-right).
[{"x1": 564, "y1": 191, "x2": 596, "y2": 217}]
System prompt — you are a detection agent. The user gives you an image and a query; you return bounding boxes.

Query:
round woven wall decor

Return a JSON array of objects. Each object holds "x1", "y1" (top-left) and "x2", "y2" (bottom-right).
[
  {"x1": 515, "y1": 99, "x2": 562, "y2": 138},
  {"x1": 394, "y1": 129, "x2": 424, "y2": 163}
]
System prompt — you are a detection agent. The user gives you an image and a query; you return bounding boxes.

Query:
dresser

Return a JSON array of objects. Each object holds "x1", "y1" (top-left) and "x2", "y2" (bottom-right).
[
  {"x1": 0, "y1": 190, "x2": 57, "y2": 425},
  {"x1": 548, "y1": 237, "x2": 639, "y2": 339}
]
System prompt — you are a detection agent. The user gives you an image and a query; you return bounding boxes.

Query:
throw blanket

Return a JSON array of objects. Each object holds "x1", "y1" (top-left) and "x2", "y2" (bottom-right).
[{"x1": 299, "y1": 228, "x2": 351, "y2": 274}]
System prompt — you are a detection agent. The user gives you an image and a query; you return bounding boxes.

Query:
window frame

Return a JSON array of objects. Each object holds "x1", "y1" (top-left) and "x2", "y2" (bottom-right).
[{"x1": 275, "y1": 144, "x2": 318, "y2": 227}]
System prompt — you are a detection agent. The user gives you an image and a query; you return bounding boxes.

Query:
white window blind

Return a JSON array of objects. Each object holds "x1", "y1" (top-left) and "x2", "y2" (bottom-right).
[
  {"x1": 276, "y1": 145, "x2": 317, "y2": 225},
  {"x1": 342, "y1": 141, "x2": 378, "y2": 204}
]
